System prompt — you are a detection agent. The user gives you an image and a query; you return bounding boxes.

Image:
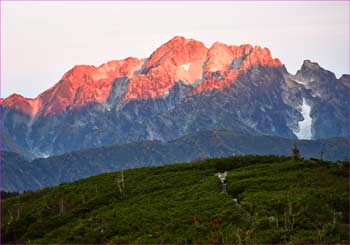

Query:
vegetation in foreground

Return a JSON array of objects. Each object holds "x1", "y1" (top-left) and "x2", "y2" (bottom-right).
[{"x1": 2, "y1": 155, "x2": 349, "y2": 243}]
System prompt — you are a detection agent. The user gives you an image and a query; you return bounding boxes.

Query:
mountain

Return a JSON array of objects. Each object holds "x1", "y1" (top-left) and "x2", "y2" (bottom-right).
[
  {"x1": 1, "y1": 36, "x2": 349, "y2": 158},
  {"x1": 2, "y1": 129, "x2": 349, "y2": 192},
  {"x1": 0, "y1": 151, "x2": 44, "y2": 191},
  {"x1": 2, "y1": 155, "x2": 349, "y2": 244}
]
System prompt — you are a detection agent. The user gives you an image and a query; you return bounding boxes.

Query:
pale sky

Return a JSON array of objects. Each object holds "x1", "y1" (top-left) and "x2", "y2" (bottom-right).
[{"x1": 1, "y1": 1, "x2": 349, "y2": 98}]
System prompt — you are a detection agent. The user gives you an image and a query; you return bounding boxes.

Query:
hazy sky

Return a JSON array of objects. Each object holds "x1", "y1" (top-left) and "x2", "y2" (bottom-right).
[{"x1": 1, "y1": 1, "x2": 349, "y2": 98}]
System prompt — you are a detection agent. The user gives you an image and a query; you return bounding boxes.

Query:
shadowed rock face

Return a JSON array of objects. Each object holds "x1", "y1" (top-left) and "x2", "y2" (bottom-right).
[
  {"x1": 1, "y1": 37, "x2": 349, "y2": 158},
  {"x1": 295, "y1": 60, "x2": 350, "y2": 139}
]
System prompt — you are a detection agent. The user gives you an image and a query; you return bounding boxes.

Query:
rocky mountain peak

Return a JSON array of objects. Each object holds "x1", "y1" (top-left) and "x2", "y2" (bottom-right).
[
  {"x1": 1, "y1": 36, "x2": 349, "y2": 158},
  {"x1": 2, "y1": 93, "x2": 40, "y2": 116},
  {"x1": 33, "y1": 58, "x2": 144, "y2": 116},
  {"x1": 300, "y1": 59, "x2": 321, "y2": 71},
  {"x1": 242, "y1": 46, "x2": 282, "y2": 69},
  {"x1": 1, "y1": 37, "x2": 286, "y2": 114},
  {"x1": 63, "y1": 65, "x2": 95, "y2": 82},
  {"x1": 2, "y1": 36, "x2": 336, "y2": 121},
  {"x1": 296, "y1": 59, "x2": 337, "y2": 83},
  {"x1": 2, "y1": 93, "x2": 27, "y2": 109},
  {"x1": 339, "y1": 74, "x2": 350, "y2": 88},
  {"x1": 191, "y1": 44, "x2": 283, "y2": 95},
  {"x1": 145, "y1": 36, "x2": 207, "y2": 69},
  {"x1": 0, "y1": 37, "x2": 287, "y2": 116},
  {"x1": 123, "y1": 36, "x2": 208, "y2": 101}
]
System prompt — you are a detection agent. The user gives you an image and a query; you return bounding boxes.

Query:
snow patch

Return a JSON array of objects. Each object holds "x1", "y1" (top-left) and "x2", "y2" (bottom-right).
[
  {"x1": 102, "y1": 103, "x2": 112, "y2": 112},
  {"x1": 41, "y1": 153, "x2": 50, "y2": 159},
  {"x1": 294, "y1": 98, "x2": 312, "y2": 140},
  {"x1": 33, "y1": 150, "x2": 50, "y2": 159},
  {"x1": 293, "y1": 79, "x2": 306, "y2": 85},
  {"x1": 163, "y1": 91, "x2": 170, "y2": 97},
  {"x1": 181, "y1": 63, "x2": 191, "y2": 71}
]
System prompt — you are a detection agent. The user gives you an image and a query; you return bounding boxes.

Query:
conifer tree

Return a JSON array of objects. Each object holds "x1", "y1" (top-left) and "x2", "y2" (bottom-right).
[{"x1": 292, "y1": 144, "x2": 300, "y2": 160}]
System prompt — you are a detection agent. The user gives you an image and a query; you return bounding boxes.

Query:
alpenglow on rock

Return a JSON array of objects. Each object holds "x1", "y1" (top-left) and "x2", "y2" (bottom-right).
[{"x1": 1, "y1": 36, "x2": 349, "y2": 158}]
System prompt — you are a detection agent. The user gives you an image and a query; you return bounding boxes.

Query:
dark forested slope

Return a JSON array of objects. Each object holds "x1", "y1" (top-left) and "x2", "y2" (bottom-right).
[{"x1": 2, "y1": 130, "x2": 349, "y2": 192}]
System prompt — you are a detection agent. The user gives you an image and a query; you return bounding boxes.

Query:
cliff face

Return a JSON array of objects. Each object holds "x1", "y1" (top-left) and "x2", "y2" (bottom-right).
[{"x1": 1, "y1": 37, "x2": 349, "y2": 157}]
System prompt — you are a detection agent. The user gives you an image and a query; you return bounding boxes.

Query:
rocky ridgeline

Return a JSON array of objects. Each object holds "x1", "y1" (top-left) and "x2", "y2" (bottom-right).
[{"x1": 1, "y1": 36, "x2": 349, "y2": 158}]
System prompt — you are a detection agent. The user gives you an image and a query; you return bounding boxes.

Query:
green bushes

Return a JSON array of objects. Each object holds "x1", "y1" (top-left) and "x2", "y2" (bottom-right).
[{"x1": 2, "y1": 155, "x2": 349, "y2": 243}]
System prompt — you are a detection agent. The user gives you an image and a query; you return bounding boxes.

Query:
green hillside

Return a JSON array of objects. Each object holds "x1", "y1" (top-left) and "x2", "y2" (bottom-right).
[{"x1": 2, "y1": 155, "x2": 349, "y2": 244}]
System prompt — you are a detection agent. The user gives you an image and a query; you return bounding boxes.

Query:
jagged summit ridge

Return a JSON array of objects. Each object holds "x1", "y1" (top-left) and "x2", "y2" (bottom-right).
[
  {"x1": 1, "y1": 36, "x2": 349, "y2": 157},
  {"x1": 1, "y1": 36, "x2": 282, "y2": 116}
]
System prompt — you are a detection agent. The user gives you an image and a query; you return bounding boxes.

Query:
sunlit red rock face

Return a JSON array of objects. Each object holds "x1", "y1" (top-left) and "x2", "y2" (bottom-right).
[
  {"x1": 1, "y1": 36, "x2": 282, "y2": 116},
  {"x1": 37, "y1": 57, "x2": 144, "y2": 116},
  {"x1": 123, "y1": 36, "x2": 208, "y2": 100},
  {"x1": 2, "y1": 57, "x2": 143, "y2": 116},
  {"x1": 1, "y1": 94, "x2": 40, "y2": 116},
  {"x1": 191, "y1": 43, "x2": 282, "y2": 95}
]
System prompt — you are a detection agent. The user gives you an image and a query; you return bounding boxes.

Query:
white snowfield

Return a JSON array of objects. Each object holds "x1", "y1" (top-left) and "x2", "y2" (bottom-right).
[
  {"x1": 294, "y1": 98, "x2": 312, "y2": 140},
  {"x1": 181, "y1": 63, "x2": 191, "y2": 71},
  {"x1": 293, "y1": 79, "x2": 306, "y2": 85}
]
